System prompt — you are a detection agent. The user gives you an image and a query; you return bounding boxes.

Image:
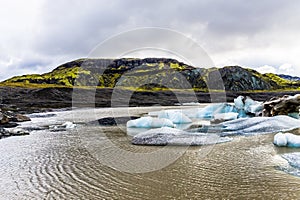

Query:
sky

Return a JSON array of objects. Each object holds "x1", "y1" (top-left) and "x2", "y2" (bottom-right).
[{"x1": 1, "y1": 0, "x2": 300, "y2": 81}]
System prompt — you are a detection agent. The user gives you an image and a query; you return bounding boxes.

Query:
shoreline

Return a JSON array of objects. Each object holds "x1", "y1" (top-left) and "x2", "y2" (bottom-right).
[{"x1": 1, "y1": 86, "x2": 299, "y2": 113}]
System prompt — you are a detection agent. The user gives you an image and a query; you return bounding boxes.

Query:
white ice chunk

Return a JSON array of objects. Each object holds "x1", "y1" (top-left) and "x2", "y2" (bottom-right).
[
  {"x1": 197, "y1": 103, "x2": 237, "y2": 119},
  {"x1": 214, "y1": 112, "x2": 238, "y2": 121},
  {"x1": 244, "y1": 97, "x2": 263, "y2": 114},
  {"x1": 126, "y1": 117, "x2": 175, "y2": 128},
  {"x1": 158, "y1": 110, "x2": 192, "y2": 124},
  {"x1": 62, "y1": 121, "x2": 77, "y2": 129},
  {"x1": 49, "y1": 121, "x2": 76, "y2": 131},
  {"x1": 182, "y1": 108, "x2": 203, "y2": 118},
  {"x1": 233, "y1": 96, "x2": 263, "y2": 115},
  {"x1": 273, "y1": 132, "x2": 288, "y2": 146},
  {"x1": 274, "y1": 132, "x2": 300, "y2": 148},
  {"x1": 234, "y1": 96, "x2": 244, "y2": 109}
]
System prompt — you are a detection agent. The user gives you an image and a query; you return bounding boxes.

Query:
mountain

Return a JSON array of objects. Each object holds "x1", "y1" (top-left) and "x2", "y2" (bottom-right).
[
  {"x1": 2, "y1": 58, "x2": 300, "y2": 91},
  {"x1": 277, "y1": 74, "x2": 300, "y2": 82}
]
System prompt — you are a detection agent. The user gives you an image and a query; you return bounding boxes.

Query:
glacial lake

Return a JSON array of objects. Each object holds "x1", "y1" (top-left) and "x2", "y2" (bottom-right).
[{"x1": 1, "y1": 106, "x2": 300, "y2": 199}]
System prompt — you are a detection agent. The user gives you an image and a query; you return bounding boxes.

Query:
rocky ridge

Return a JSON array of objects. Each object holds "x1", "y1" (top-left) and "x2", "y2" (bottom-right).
[{"x1": 3, "y1": 58, "x2": 300, "y2": 91}]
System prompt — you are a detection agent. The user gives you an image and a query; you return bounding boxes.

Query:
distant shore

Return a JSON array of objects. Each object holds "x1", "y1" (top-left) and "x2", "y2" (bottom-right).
[{"x1": 1, "y1": 86, "x2": 299, "y2": 113}]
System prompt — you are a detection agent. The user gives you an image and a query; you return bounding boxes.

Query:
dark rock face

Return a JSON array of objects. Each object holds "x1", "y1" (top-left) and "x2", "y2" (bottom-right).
[
  {"x1": 0, "y1": 108, "x2": 31, "y2": 130},
  {"x1": 218, "y1": 66, "x2": 274, "y2": 91}
]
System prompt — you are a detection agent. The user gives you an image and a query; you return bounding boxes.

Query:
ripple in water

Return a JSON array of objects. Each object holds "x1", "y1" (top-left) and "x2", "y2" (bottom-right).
[{"x1": 1, "y1": 107, "x2": 300, "y2": 199}]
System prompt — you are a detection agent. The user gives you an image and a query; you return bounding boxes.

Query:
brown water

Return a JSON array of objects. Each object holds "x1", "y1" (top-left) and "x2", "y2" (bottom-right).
[{"x1": 1, "y1": 107, "x2": 300, "y2": 199}]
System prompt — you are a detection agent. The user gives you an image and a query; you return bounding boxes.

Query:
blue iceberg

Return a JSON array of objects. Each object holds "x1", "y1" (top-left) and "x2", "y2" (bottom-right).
[
  {"x1": 221, "y1": 115, "x2": 300, "y2": 136},
  {"x1": 126, "y1": 117, "x2": 175, "y2": 128},
  {"x1": 196, "y1": 103, "x2": 238, "y2": 119},
  {"x1": 158, "y1": 110, "x2": 192, "y2": 124}
]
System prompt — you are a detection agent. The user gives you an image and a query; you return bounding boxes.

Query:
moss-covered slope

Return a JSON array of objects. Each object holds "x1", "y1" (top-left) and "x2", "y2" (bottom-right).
[{"x1": 2, "y1": 58, "x2": 300, "y2": 91}]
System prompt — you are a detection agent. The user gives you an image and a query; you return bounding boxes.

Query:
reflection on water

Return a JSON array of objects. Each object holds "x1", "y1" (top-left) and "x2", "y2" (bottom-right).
[{"x1": 0, "y1": 107, "x2": 300, "y2": 199}]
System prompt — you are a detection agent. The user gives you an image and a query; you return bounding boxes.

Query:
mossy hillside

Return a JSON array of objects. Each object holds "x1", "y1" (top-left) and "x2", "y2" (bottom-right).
[
  {"x1": 2, "y1": 58, "x2": 300, "y2": 91},
  {"x1": 3, "y1": 58, "x2": 197, "y2": 89}
]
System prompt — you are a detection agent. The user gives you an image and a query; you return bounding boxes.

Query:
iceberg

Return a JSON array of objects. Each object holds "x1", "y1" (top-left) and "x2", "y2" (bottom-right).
[
  {"x1": 196, "y1": 103, "x2": 237, "y2": 119},
  {"x1": 132, "y1": 127, "x2": 232, "y2": 146},
  {"x1": 244, "y1": 97, "x2": 263, "y2": 114},
  {"x1": 158, "y1": 110, "x2": 192, "y2": 124},
  {"x1": 220, "y1": 115, "x2": 300, "y2": 136},
  {"x1": 126, "y1": 117, "x2": 175, "y2": 128},
  {"x1": 213, "y1": 112, "x2": 238, "y2": 121},
  {"x1": 234, "y1": 95, "x2": 263, "y2": 115},
  {"x1": 234, "y1": 96, "x2": 245, "y2": 109},
  {"x1": 273, "y1": 132, "x2": 300, "y2": 147}
]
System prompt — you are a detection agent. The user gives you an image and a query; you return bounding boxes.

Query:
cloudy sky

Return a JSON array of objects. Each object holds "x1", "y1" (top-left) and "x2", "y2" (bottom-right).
[{"x1": 1, "y1": 0, "x2": 300, "y2": 81}]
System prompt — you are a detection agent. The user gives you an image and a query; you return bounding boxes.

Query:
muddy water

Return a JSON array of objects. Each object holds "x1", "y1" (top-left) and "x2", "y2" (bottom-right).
[{"x1": 0, "y1": 107, "x2": 300, "y2": 199}]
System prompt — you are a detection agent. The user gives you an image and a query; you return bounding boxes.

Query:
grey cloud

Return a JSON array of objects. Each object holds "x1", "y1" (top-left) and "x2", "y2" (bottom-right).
[{"x1": 2, "y1": 0, "x2": 300, "y2": 81}]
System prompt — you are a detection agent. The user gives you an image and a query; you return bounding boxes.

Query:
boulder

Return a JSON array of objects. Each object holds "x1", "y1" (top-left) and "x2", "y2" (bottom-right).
[
  {"x1": 0, "y1": 128, "x2": 10, "y2": 137},
  {"x1": 89, "y1": 116, "x2": 139, "y2": 126},
  {"x1": 0, "y1": 115, "x2": 10, "y2": 124},
  {"x1": 11, "y1": 114, "x2": 31, "y2": 122},
  {"x1": 0, "y1": 111, "x2": 31, "y2": 128},
  {"x1": 263, "y1": 94, "x2": 300, "y2": 117}
]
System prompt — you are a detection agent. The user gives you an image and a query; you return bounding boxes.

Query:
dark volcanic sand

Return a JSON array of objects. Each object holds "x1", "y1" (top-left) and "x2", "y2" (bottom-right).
[{"x1": 0, "y1": 86, "x2": 299, "y2": 113}]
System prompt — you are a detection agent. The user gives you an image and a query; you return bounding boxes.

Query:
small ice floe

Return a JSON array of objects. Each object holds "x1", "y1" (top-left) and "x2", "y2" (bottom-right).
[
  {"x1": 132, "y1": 127, "x2": 232, "y2": 146},
  {"x1": 62, "y1": 122, "x2": 77, "y2": 129},
  {"x1": 213, "y1": 112, "x2": 239, "y2": 121},
  {"x1": 277, "y1": 152, "x2": 300, "y2": 177},
  {"x1": 49, "y1": 121, "x2": 77, "y2": 132},
  {"x1": 7, "y1": 128, "x2": 30, "y2": 136},
  {"x1": 158, "y1": 110, "x2": 192, "y2": 124},
  {"x1": 127, "y1": 117, "x2": 175, "y2": 128},
  {"x1": 28, "y1": 113, "x2": 57, "y2": 118},
  {"x1": 273, "y1": 132, "x2": 300, "y2": 147},
  {"x1": 220, "y1": 115, "x2": 300, "y2": 136}
]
